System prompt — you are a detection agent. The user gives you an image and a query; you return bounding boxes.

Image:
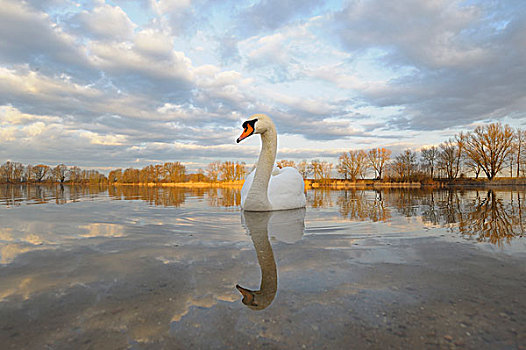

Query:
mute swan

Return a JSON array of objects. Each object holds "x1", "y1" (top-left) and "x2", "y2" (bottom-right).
[{"x1": 236, "y1": 114, "x2": 306, "y2": 211}]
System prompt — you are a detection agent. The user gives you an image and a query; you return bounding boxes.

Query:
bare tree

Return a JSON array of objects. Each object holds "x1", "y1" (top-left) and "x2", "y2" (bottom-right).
[
  {"x1": 421, "y1": 146, "x2": 438, "y2": 178},
  {"x1": 122, "y1": 168, "x2": 139, "y2": 183},
  {"x1": 506, "y1": 144, "x2": 517, "y2": 177},
  {"x1": 12, "y1": 162, "x2": 24, "y2": 183},
  {"x1": 337, "y1": 153, "x2": 350, "y2": 180},
  {"x1": 219, "y1": 161, "x2": 245, "y2": 181},
  {"x1": 321, "y1": 161, "x2": 333, "y2": 184},
  {"x1": 69, "y1": 166, "x2": 82, "y2": 183},
  {"x1": 206, "y1": 161, "x2": 221, "y2": 182},
  {"x1": 220, "y1": 161, "x2": 234, "y2": 181},
  {"x1": 310, "y1": 160, "x2": 333, "y2": 183},
  {"x1": 164, "y1": 162, "x2": 186, "y2": 182},
  {"x1": 276, "y1": 160, "x2": 295, "y2": 169},
  {"x1": 438, "y1": 139, "x2": 462, "y2": 179},
  {"x1": 25, "y1": 164, "x2": 34, "y2": 182},
  {"x1": 108, "y1": 169, "x2": 123, "y2": 183},
  {"x1": 391, "y1": 149, "x2": 417, "y2": 181},
  {"x1": 339, "y1": 150, "x2": 368, "y2": 181},
  {"x1": 296, "y1": 160, "x2": 310, "y2": 179},
  {"x1": 32, "y1": 164, "x2": 50, "y2": 182},
  {"x1": 368, "y1": 148, "x2": 391, "y2": 180},
  {"x1": 515, "y1": 129, "x2": 525, "y2": 177},
  {"x1": 234, "y1": 162, "x2": 246, "y2": 180},
  {"x1": 464, "y1": 158, "x2": 482, "y2": 179},
  {"x1": 310, "y1": 160, "x2": 324, "y2": 180},
  {"x1": 53, "y1": 164, "x2": 68, "y2": 183},
  {"x1": 188, "y1": 168, "x2": 207, "y2": 182},
  {"x1": 463, "y1": 123, "x2": 514, "y2": 180},
  {"x1": 0, "y1": 161, "x2": 14, "y2": 183}
]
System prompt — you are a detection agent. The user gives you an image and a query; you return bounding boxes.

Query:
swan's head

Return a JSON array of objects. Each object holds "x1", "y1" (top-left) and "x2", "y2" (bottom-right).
[
  {"x1": 236, "y1": 284, "x2": 274, "y2": 310},
  {"x1": 236, "y1": 114, "x2": 274, "y2": 143}
]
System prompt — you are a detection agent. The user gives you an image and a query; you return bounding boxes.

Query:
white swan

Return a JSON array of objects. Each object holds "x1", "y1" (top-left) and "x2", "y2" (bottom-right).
[{"x1": 236, "y1": 114, "x2": 306, "y2": 211}]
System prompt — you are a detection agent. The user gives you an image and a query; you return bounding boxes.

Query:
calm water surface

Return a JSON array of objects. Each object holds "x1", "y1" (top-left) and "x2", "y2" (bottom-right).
[{"x1": 1, "y1": 185, "x2": 525, "y2": 349}]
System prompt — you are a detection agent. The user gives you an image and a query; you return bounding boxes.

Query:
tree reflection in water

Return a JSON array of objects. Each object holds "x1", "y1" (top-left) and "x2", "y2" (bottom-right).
[
  {"x1": 2, "y1": 185, "x2": 524, "y2": 246},
  {"x1": 0, "y1": 184, "x2": 245, "y2": 208},
  {"x1": 458, "y1": 190, "x2": 525, "y2": 245},
  {"x1": 0, "y1": 184, "x2": 107, "y2": 206},
  {"x1": 308, "y1": 189, "x2": 334, "y2": 208},
  {"x1": 337, "y1": 190, "x2": 390, "y2": 222},
  {"x1": 206, "y1": 187, "x2": 242, "y2": 207},
  {"x1": 109, "y1": 185, "x2": 187, "y2": 207},
  {"x1": 333, "y1": 188, "x2": 525, "y2": 246}
]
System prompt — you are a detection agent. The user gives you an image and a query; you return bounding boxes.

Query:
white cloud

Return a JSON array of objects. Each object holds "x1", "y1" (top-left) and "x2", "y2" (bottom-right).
[
  {"x1": 88, "y1": 41, "x2": 193, "y2": 83},
  {"x1": 21, "y1": 122, "x2": 48, "y2": 137},
  {"x1": 0, "y1": 105, "x2": 62, "y2": 125},
  {"x1": 0, "y1": 0, "x2": 88, "y2": 68},
  {"x1": 0, "y1": 66, "x2": 102, "y2": 103},
  {"x1": 151, "y1": 0, "x2": 192, "y2": 15},
  {"x1": 74, "y1": 3, "x2": 137, "y2": 41},
  {"x1": 0, "y1": 126, "x2": 17, "y2": 142},
  {"x1": 333, "y1": 0, "x2": 489, "y2": 68},
  {"x1": 79, "y1": 130, "x2": 128, "y2": 146},
  {"x1": 134, "y1": 29, "x2": 174, "y2": 59},
  {"x1": 0, "y1": 0, "x2": 524, "y2": 168}
]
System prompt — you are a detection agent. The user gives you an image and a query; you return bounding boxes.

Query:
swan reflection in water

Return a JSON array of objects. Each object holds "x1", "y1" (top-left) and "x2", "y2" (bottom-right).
[{"x1": 236, "y1": 208, "x2": 306, "y2": 310}]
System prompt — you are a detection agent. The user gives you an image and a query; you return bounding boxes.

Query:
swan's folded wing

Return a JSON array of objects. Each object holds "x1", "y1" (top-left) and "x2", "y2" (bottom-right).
[{"x1": 268, "y1": 167, "x2": 306, "y2": 210}]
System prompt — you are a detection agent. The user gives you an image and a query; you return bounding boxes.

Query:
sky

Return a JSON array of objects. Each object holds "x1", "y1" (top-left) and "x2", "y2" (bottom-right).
[{"x1": 1, "y1": 0, "x2": 525, "y2": 172}]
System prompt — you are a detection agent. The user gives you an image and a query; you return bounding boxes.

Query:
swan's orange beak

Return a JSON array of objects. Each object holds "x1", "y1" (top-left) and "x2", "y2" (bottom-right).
[
  {"x1": 236, "y1": 284, "x2": 257, "y2": 306},
  {"x1": 236, "y1": 123, "x2": 254, "y2": 143}
]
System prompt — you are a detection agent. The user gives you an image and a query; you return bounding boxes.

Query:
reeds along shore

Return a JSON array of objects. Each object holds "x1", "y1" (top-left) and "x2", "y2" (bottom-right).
[
  {"x1": 306, "y1": 178, "x2": 526, "y2": 189},
  {"x1": 89, "y1": 178, "x2": 526, "y2": 189},
  {"x1": 4, "y1": 178, "x2": 526, "y2": 189},
  {"x1": 110, "y1": 181, "x2": 246, "y2": 188}
]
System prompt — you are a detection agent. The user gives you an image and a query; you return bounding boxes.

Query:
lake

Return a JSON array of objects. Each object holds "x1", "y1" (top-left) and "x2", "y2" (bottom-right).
[{"x1": 1, "y1": 184, "x2": 525, "y2": 349}]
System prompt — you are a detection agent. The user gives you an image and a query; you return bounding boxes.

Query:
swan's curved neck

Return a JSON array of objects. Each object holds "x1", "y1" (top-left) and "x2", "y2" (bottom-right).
[
  {"x1": 237, "y1": 211, "x2": 278, "y2": 309},
  {"x1": 251, "y1": 219, "x2": 277, "y2": 305},
  {"x1": 245, "y1": 126, "x2": 277, "y2": 211}
]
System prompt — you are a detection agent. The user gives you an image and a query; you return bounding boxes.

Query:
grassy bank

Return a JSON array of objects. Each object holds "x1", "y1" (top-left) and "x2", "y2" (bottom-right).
[
  {"x1": 110, "y1": 181, "x2": 245, "y2": 188},
  {"x1": 304, "y1": 179, "x2": 424, "y2": 189},
  {"x1": 5, "y1": 178, "x2": 526, "y2": 189}
]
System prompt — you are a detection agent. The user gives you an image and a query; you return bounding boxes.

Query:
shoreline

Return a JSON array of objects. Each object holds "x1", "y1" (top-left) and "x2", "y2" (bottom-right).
[{"x1": 3, "y1": 178, "x2": 526, "y2": 189}]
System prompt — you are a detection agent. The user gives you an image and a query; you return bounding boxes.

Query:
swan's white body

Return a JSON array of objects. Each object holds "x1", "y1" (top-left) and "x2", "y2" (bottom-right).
[
  {"x1": 241, "y1": 166, "x2": 306, "y2": 211},
  {"x1": 237, "y1": 114, "x2": 306, "y2": 211}
]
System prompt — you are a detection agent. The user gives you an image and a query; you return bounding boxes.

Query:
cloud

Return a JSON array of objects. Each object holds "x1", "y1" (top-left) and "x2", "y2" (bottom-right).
[
  {"x1": 237, "y1": 0, "x2": 324, "y2": 36},
  {"x1": 332, "y1": 0, "x2": 489, "y2": 68},
  {"x1": 68, "y1": 2, "x2": 137, "y2": 41},
  {"x1": 0, "y1": 1, "x2": 88, "y2": 71},
  {"x1": 0, "y1": 105, "x2": 62, "y2": 125},
  {"x1": 0, "y1": 0, "x2": 525, "y2": 169},
  {"x1": 133, "y1": 29, "x2": 174, "y2": 60},
  {"x1": 79, "y1": 130, "x2": 128, "y2": 146},
  {"x1": 328, "y1": 0, "x2": 526, "y2": 130}
]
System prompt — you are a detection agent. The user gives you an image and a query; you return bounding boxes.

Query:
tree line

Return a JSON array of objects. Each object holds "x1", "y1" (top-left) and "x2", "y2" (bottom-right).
[
  {"x1": 1, "y1": 122, "x2": 523, "y2": 184},
  {"x1": 270, "y1": 123, "x2": 522, "y2": 182},
  {"x1": 0, "y1": 163, "x2": 106, "y2": 184},
  {"x1": 314, "y1": 122, "x2": 524, "y2": 182},
  {"x1": 0, "y1": 161, "x2": 248, "y2": 184}
]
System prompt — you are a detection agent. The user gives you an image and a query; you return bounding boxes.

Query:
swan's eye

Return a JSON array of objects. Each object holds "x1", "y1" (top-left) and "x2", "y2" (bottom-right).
[{"x1": 242, "y1": 118, "x2": 258, "y2": 129}]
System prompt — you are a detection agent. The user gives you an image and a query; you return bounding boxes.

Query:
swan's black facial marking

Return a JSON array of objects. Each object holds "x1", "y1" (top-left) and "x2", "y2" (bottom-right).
[
  {"x1": 236, "y1": 118, "x2": 258, "y2": 143},
  {"x1": 242, "y1": 118, "x2": 257, "y2": 130}
]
